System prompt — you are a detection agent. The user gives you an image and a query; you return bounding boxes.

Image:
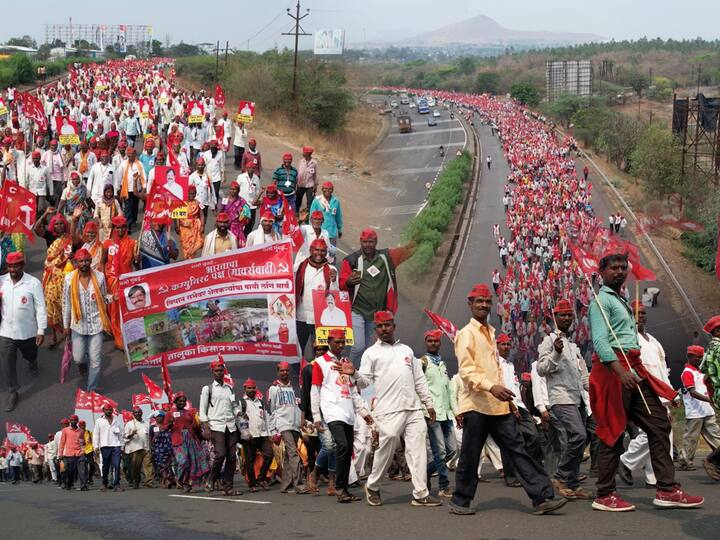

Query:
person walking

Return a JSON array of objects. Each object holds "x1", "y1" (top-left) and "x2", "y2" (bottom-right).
[
  {"x1": 296, "y1": 146, "x2": 317, "y2": 213},
  {"x1": 58, "y1": 415, "x2": 87, "y2": 491},
  {"x1": 0, "y1": 252, "x2": 46, "y2": 412},
  {"x1": 309, "y1": 181, "x2": 343, "y2": 248},
  {"x1": 240, "y1": 377, "x2": 274, "y2": 491},
  {"x1": 93, "y1": 404, "x2": 125, "y2": 492},
  {"x1": 272, "y1": 153, "x2": 299, "y2": 210},
  {"x1": 124, "y1": 406, "x2": 153, "y2": 489}
]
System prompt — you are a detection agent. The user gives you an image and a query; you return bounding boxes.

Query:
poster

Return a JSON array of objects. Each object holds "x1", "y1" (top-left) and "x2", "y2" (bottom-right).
[
  {"x1": 119, "y1": 240, "x2": 299, "y2": 370},
  {"x1": 152, "y1": 165, "x2": 187, "y2": 218},
  {"x1": 186, "y1": 100, "x2": 205, "y2": 124},
  {"x1": 313, "y1": 29, "x2": 345, "y2": 55},
  {"x1": 55, "y1": 116, "x2": 80, "y2": 145},
  {"x1": 139, "y1": 97, "x2": 152, "y2": 119},
  {"x1": 236, "y1": 100, "x2": 255, "y2": 123},
  {"x1": 0, "y1": 97, "x2": 7, "y2": 116},
  {"x1": 312, "y1": 289, "x2": 354, "y2": 346}
]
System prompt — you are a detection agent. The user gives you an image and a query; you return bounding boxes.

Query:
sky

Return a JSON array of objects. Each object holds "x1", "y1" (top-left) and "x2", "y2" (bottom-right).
[{"x1": 2, "y1": 0, "x2": 719, "y2": 51}]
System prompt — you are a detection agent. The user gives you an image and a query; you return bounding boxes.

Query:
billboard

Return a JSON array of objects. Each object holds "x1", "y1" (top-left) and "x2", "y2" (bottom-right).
[
  {"x1": 314, "y1": 29, "x2": 345, "y2": 55},
  {"x1": 545, "y1": 60, "x2": 592, "y2": 101}
]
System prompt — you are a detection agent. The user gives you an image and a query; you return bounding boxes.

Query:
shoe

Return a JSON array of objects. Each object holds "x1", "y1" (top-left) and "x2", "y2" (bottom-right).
[
  {"x1": 80, "y1": 486, "x2": 89, "y2": 491},
  {"x1": 703, "y1": 458, "x2": 720, "y2": 481},
  {"x1": 477, "y1": 475, "x2": 490, "y2": 483},
  {"x1": 653, "y1": 487, "x2": 704, "y2": 509},
  {"x1": 551, "y1": 479, "x2": 575, "y2": 499},
  {"x1": 337, "y1": 490, "x2": 353, "y2": 504},
  {"x1": 411, "y1": 495, "x2": 442, "y2": 507},
  {"x1": 449, "y1": 501, "x2": 475, "y2": 515},
  {"x1": 618, "y1": 464, "x2": 633, "y2": 486},
  {"x1": 676, "y1": 463, "x2": 696, "y2": 471},
  {"x1": 532, "y1": 497, "x2": 567, "y2": 515},
  {"x1": 364, "y1": 484, "x2": 382, "y2": 506},
  {"x1": 505, "y1": 480, "x2": 522, "y2": 488},
  {"x1": 438, "y1": 488, "x2": 453, "y2": 498},
  {"x1": 645, "y1": 483, "x2": 657, "y2": 489},
  {"x1": 592, "y1": 492, "x2": 635, "y2": 512},
  {"x1": 294, "y1": 487, "x2": 310, "y2": 495},
  {"x1": 567, "y1": 487, "x2": 594, "y2": 500},
  {"x1": 4, "y1": 391, "x2": 18, "y2": 412}
]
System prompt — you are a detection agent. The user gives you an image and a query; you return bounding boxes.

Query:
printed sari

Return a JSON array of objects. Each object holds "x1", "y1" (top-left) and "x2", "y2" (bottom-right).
[
  {"x1": 140, "y1": 228, "x2": 171, "y2": 269},
  {"x1": 177, "y1": 200, "x2": 204, "y2": 259},
  {"x1": 42, "y1": 234, "x2": 73, "y2": 331},
  {"x1": 220, "y1": 196, "x2": 250, "y2": 247}
]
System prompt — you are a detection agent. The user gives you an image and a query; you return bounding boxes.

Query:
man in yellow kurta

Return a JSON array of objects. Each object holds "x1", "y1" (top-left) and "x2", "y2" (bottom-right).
[{"x1": 449, "y1": 283, "x2": 566, "y2": 516}]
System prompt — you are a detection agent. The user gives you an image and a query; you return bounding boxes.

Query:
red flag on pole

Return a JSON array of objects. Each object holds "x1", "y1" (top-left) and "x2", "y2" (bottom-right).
[
  {"x1": 568, "y1": 241, "x2": 599, "y2": 276},
  {"x1": 160, "y1": 354, "x2": 173, "y2": 399},
  {"x1": 282, "y1": 204, "x2": 304, "y2": 253},
  {"x1": 142, "y1": 373, "x2": 164, "y2": 401},
  {"x1": 214, "y1": 84, "x2": 226, "y2": 108},
  {"x1": 0, "y1": 181, "x2": 36, "y2": 240},
  {"x1": 20, "y1": 92, "x2": 48, "y2": 130},
  {"x1": 423, "y1": 308, "x2": 458, "y2": 342}
]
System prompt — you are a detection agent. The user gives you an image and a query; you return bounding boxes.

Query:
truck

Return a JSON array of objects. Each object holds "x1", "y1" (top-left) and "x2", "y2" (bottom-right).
[
  {"x1": 400, "y1": 92, "x2": 410, "y2": 105},
  {"x1": 397, "y1": 114, "x2": 412, "y2": 133},
  {"x1": 417, "y1": 98, "x2": 430, "y2": 114}
]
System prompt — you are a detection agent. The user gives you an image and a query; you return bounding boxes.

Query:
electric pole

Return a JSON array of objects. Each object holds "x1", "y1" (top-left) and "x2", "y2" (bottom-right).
[
  {"x1": 282, "y1": 1, "x2": 310, "y2": 100},
  {"x1": 214, "y1": 40, "x2": 220, "y2": 81}
]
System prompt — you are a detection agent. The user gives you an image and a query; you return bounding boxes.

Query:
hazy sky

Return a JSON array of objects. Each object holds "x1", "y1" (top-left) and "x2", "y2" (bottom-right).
[{"x1": 2, "y1": 0, "x2": 719, "y2": 51}]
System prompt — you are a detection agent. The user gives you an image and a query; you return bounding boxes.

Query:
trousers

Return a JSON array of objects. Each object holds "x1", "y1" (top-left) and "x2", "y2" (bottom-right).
[
  {"x1": 427, "y1": 419, "x2": 452, "y2": 490},
  {"x1": 366, "y1": 409, "x2": 429, "y2": 499},
  {"x1": 241, "y1": 436, "x2": 274, "y2": 486},
  {"x1": 328, "y1": 421, "x2": 355, "y2": 490},
  {"x1": 0, "y1": 336, "x2": 38, "y2": 393},
  {"x1": 350, "y1": 311, "x2": 377, "y2": 363},
  {"x1": 100, "y1": 446, "x2": 122, "y2": 487},
  {"x1": 71, "y1": 331, "x2": 104, "y2": 391},
  {"x1": 551, "y1": 404, "x2": 587, "y2": 489},
  {"x1": 209, "y1": 428, "x2": 239, "y2": 488},
  {"x1": 621, "y1": 428, "x2": 674, "y2": 484},
  {"x1": 64, "y1": 455, "x2": 87, "y2": 489},
  {"x1": 680, "y1": 415, "x2": 720, "y2": 466},
  {"x1": 280, "y1": 430, "x2": 305, "y2": 491}
]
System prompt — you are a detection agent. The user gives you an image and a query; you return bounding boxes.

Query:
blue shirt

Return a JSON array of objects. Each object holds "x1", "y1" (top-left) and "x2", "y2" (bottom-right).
[
  {"x1": 589, "y1": 285, "x2": 639, "y2": 363},
  {"x1": 309, "y1": 196, "x2": 343, "y2": 239}
]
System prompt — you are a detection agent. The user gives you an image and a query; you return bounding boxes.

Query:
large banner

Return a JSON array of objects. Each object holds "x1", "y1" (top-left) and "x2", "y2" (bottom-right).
[
  {"x1": 55, "y1": 116, "x2": 80, "y2": 145},
  {"x1": 314, "y1": 29, "x2": 345, "y2": 55},
  {"x1": 119, "y1": 240, "x2": 299, "y2": 370},
  {"x1": 312, "y1": 289, "x2": 354, "y2": 346}
]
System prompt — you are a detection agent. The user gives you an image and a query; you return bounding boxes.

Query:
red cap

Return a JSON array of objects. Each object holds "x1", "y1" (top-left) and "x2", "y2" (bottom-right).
[
  {"x1": 210, "y1": 357, "x2": 226, "y2": 371},
  {"x1": 6, "y1": 252, "x2": 24, "y2": 265},
  {"x1": 99, "y1": 149, "x2": 109, "y2": 157},
  {"x1": 467, "y1": 283, "x2": 492, "y2": 300},
  {"x1": 127, "y1": 146, "x2": 137, "y2": 155},
  {"x1": 60, "y1": 418, "x2": 69, "y2": 425},
  {"x1": 31, "y1": 149, "x2": 41, "y2": 158},
  {"x1": 282, "y1": 152, "x2": 292, "y2": 161},
  {"x1": 144, "y1": 139, "x2": 154, "y2": 149},
  {"x1": 248, "y1": 138, "x2": 256, "y2": 145},
  {"x1": 496, "y1": 333, "x2": 511, "y2": 344},
  {"x1": 173, "y1": 391, "x2": 186, "y2": 402},
  {"x1": 243, "y1": 377, "x2": 257, "y2": 387},
  {"x1": 424, "y1": 329, "x2": 442, "y2": 340},
  {"x1": 229, "y1": 181, "x2": 239, "y2": 189},
  {"x1": 310, "y1": 210, "x2": 324, "y2": 220},
  {"x1": 78, "y1": 420, "x2": 86, "y2": 427},
  {"x1": 111, "y1": 215, "x2": 127, "y2": 227},
  {"x1": 374, "y1": 311, "x2": 394, "y2": 324},
  {"x1": 118, "y1": 140, "x2": 128, "y2": 148},
  {"x1": 327, "y1": 328, "x2": 346, "y2": 340},
  {"x1": 132, "y1": 406, "x2": 142, "y2": 413},
  {"x1": 195, "y1": 156, "x2": 205, "y2": 165},
  {"x1": 360, "y1": 228, "x2": 377, "y2": 241},
  {"x1": 69, "y1": 414, "x2": 79, "y2": 421},
  {"x1": 70, "y1": 170, "x2": 81, "y2": 180},
  {"x1": 83, "y1": 221, "x2": 98, "y2": 234},
  {"x1": 260, "y1": 211, "x2": 275, "y2": 221},
  {"x1": 703, "y1": 315, "x2": 720, "y2": 334},
  {"x1": 73, "y1": 248, "x2": 92, "y2": 261},
  {"x1": 210, "y1": 139, "x2": 218, "y2": 147},
  {"x1": 277, "y1": 361, "x2": 290, "y2": 370},
  {"x1": 266, "y1": 183, "x2": 277, "y2": 193},
  {"x1": 553, "y1": 299, "x2": 574, "y2": 314},
  {"x1": 687, "y1": 345, "x2": 705, "y2": 357},
  {"x1": 309, "y1": 238, "x2": 327, "y2": 250},
  {"x1": 216, "y1": 212, "x2": 230, "y2": 221},
  {"x1": 321, "y1": 181, "x2": 334, "y2": 189},
  {"x1": 302, "y1": 146, "x2": 313, "y2": 154}
]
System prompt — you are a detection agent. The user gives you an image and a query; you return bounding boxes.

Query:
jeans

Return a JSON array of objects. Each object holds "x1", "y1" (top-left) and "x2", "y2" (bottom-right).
[
  {"x1": 209, "y1": 428, "x2": 239, "y2": 489},
  {"x1": 328, "y1": 421, "x2": 354, "y2": 490},
  {"x1": 316, "y1": 423, "x2": 336, "y2": 472},
  {"x1": 100, "y1": 446, "x2": 122, "y2": 487},
  {"x1": 64, "y1": 456, "x2": 87, "y2": 489},
  {"x1": 295, "y1": 187, "x2": 315, "y2": 212},
  {"x1": 0, "y1": 336, "x2": 38, "y2": 393},
  {"x1": 296, "y1": 321, "x2": 316, "y2": 360},
  {"x1": 213, "y1": 182, "x2": 221, "y2": 205},
  {"x1": 284, "y1": 194, "x2": 296, "y2": 211},
  {"x1": 551, "y1": 404, "x2": 587, "y2": 489},
  {"x1": 71, "y1": 331, "x2": 104, "y2": 391},
  {"x1": 350, "y1": 311, "x2": 377, "y2": 363},
  {"x1": 427, "y1": 419, "x2": 452, "y2": 490},
  {"x1": 123, "y1": 193, "x2": 140, "y2": 228},
  {"x1": 233, "y1": 145, "x2": 244, "y2": 169}
]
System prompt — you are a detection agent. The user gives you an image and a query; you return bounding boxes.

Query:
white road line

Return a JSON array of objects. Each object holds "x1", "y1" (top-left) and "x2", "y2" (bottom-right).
[
  {"x1": 170, "y1": 494, "x2": 272, "y2": 504},
  {"x1": 377, "y1": 142, "x2": 463, "y2": 154},
  {"x1": 386, "y1": 166, "x2": 442, "y2": 176},
  {"x1": 387, "y1": 127, "x2": 464, "y2": 138},
  {"x1": 378, "y1": 203, "x2": 424, "y2": 216}
]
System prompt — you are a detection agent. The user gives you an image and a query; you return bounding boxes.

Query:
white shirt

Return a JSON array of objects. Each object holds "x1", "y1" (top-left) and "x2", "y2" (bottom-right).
[
  {"x1": 93, "y1": 415, "x2": 124, "y2": 448},
  {"x1": 0, "y1": 272, "x2": 47, "y2": 340},
  {"x1": 202, "y1": 149, "x2": 224, "y2": 184},
  {"x1": 681, "y1": 364, "x2": 714, "y2": 419},
  {"x1": 236, "y1": 172, "x2": 260, "y2": 209},
  {"x1": 296, "y1": 225, "x2": 331, "y2": 264},
  {"x1": 23, "y1": 163, "x2": 52, "y2": 196},
  {"x1": 188, "y1": 171, "x2": 216, "y2": 208},
  {"x1": 199, "y1": 381, "x2": 239, "y2": 432},
  {"x1": 61, "y1": 270, "x2": 108, "y2": 335},
  {"x1": 114, "y1": 160, "x2": 145, "y2": 194},
  {"x1": 233, "y1": 123, "x2": 247, "y2": 148},
  {"x1": 530, "y1": 361, "x2": 550, "y2": 414},
  {"x1": 86, "y1": 162, "x2": 114, "y2": 204},
  {"x1": 242, "y1": 396, "x2": 269, "y2": 438},
  {"x1": 296, "y1": 262, "x2": 338, "y2": 324},
  {"x1": 311, "y1": 352, "x2": 368, "y2": 425},
  {"x1": 245, "y1": 227, "x2": 282, "y2": 247},
  {"x1": 500, "y1": 356, "x2": 526, "y2": 410},
  {"x1": 123, "y1": 418, "x2": 149, "y2": 453},
  {"x1": 353, "y1": 340, "x2": 434, "y2": 417},
  {"x1": 638, "y1": 331, "x2": 671, "y2": 395}
]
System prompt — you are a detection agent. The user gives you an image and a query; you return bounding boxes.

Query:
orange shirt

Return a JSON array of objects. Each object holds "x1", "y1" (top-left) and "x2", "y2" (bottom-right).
[{"x1": 58, "y1": 426, "x2": 85, "y2": 457}]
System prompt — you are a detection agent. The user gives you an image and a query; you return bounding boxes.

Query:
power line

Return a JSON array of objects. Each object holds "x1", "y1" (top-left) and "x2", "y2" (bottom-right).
[
  {"x1": 281, "y1": 0, "x2": 311, "y2": 99},
  {"x1": 246, "y1": 5, "x2": 294, "y2": 50}
]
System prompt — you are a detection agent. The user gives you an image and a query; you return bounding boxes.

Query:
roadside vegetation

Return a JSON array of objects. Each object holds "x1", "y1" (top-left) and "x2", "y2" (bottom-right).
[{"x1": 0, "y1": 54, "x2": 100, "y2": 88}]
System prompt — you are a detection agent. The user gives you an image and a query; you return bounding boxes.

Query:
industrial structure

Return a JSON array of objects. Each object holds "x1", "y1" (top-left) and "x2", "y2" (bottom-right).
[
  {"x1": 545, "y1": 60, "x2": 593, "y2": 101},
  {"x1": 673, "y1": 93, "x2": 720, "y2": 188},
  {"x1": 44, "y1": 22, "x2": 153, "y2": 54}
]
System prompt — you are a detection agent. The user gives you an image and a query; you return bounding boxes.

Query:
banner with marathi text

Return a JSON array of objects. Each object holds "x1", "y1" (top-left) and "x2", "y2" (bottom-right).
[{"x1": 119, "y1": 240, "x2": 299, "y2": 370}]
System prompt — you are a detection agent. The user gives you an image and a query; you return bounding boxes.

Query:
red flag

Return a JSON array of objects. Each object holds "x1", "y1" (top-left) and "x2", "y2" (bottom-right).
[
  {"x1": 121, "y1": 409, "x2": 134, "y2": 423},
  {"x1": 223, "y1": 371, "x2": 234, "y2": 388},
  {"x1": 4, "y1": 422, "x2": 33, "y2": 446},
  {"x1": 214, "y1": 84, "x2": 226, "y2": 108},
  {"x1": 132, "y1": 394, "x2": 152, "y2": 407},
  {"x1": 423, "y1": 308, "x2": 458, "y2": 342},
  {"x1": 160, "y1": 354, "x2": 173, "y2": 399},
  {"x1": 282, "y1": 204, "x2": 304, "y2": 253},
  {"x1": 0, "y1": 181, "x2": 36, "y2": 239},
  {"x1": 568, "y1": 241, "x2": 598, "y2": 276},
  {"x1": 20, "y1": 92, "x2": 48, "y2": 130},
  {"x1": 142, "y1": 373, "x2": 164, "y2": 401}
]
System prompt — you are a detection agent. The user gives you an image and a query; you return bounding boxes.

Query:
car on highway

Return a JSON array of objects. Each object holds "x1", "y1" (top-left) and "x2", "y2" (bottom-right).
[
  {"x1": 432, "y1": 109, "x2": 441, "y2": 117},
  {"x1": 427, "y1": 117, "x2": 437, "y2": 126},
  {"x1": 409, "y1": 101, "x2": 416, "y2": 109},
  {"x1": 428, "y1": 98, "x2": 436, "y2": 106},
  {"x1": 390, "y1": 100, "x2": 398, "y2": 108}
]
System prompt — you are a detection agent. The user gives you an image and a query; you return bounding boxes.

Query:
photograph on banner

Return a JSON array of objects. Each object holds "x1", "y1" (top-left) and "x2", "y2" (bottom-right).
[
  {"x1": 55, "y1": 116, "x2": 80, "y2": 145},
  {"x1": 236, "y1": 100, "x2": 255, "y2": 123},
  {"x1": 159, "y1": 90, "x2": 169, "y2": 104},
  {"x1": 153, "y1": 165, "x2": 187, "y2": 202},
  {"x1": 312, "y1": 289, "x2": 354, "y2": 346},
  {"x1": 187, "y1": 100, "x2": 205, "y2": 123},
  {"x1": 0, "y1": 97, "x2": 7, "y2": 116},
  {"x1": 119, "y1": 240, "x2": 298, "y2": 370},
  {"x1": 139, "y1": 97, "x2": 152, "y2": 119}
]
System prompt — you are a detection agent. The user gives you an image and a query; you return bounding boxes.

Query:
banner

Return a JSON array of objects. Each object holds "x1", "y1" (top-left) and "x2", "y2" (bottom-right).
[
  {"x1": 119, "y1": 240, "x2": 299, "y2": 370},
  {"x1": 0, "y1": 181, "x2": 36, "y2": 237},
  {"x1": 313, "y1": 29, "x2": 345, "y2": 55},
  {"x1": 73, "y1": 389, "x2": 119, "y2": 430},
  {"x1": 214, "y1": 84, "x2": 226, "y2": 108},
  {"x1": 236, "y1": 100, "x2": 255, "y2": 123},
  {"x1": 187, "y1": 100, "x2": 204, "y2": 124},
  {"x1": 139, "y1": 98, "x2": 152, "y2": 119},
  {"x1": 312, "y1": 289, "x2": 354, "y2": 346},
  {"x1": 55, "y1": 115, "x2": 80, "y2": 145},
  {"x1": 5, "y1": 422, "x2": 34, "y2": 446}
]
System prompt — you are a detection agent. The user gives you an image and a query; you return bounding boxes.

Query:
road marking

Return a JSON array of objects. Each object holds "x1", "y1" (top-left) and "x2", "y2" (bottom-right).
[
  {"x1": 377, "y1": 203, "x2": 424, "y2": 216},
  {"x1": 170, "y1": 494, "x2": 271, "y2": 505},
  {"x1": 387, "y1": 127, "x2": 464, "y2": 138},
  {"x1": 386, "y1": 166, "x2": 442, "y2": 176},
  {"x1": 376, "y1": 142, "x2": 463, "y2": 154}
]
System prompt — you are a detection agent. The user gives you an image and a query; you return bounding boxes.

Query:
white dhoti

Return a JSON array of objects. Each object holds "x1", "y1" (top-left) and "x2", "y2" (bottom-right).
[
  {"x1": 620, "y1": 428, "x2": 674, "y2": 485},
  {"x1": 366, "y1": 409, "x2": 428, "y2": 499}
]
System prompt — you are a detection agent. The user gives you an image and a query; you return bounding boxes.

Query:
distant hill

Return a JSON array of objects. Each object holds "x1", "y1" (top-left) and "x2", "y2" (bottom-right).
[{"x1": 364, "y1": 15, "x2": 605, "y2": 48}]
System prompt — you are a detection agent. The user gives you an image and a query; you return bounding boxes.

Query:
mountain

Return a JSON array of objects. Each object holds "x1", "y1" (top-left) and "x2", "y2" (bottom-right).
[{"x1": 372, "y1": 15, "x2": 604, "y2": 48}]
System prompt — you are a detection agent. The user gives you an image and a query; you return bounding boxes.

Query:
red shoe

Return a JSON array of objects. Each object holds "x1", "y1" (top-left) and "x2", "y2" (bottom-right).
[
  {"x1": 653, "y1": 487, "x2": 704, "y2": 509},
  {"x1": 592, "y1": 492, "x2": 635, "y2": 512}
]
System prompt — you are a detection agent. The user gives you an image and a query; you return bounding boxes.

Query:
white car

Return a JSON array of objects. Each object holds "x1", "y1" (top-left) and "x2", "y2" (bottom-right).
[
  {"x1": 390, "y1": 100, "x2": 398, "y2": 108},
  {"x1": 432, "y1": 110, "x2": 440, "y2": 117},
  {"x1": 428, "y1": 98, "x2": 436, "y2": 106},
  {"x1": 409, "y1": 102, "x2": 417, "y2": 109}
]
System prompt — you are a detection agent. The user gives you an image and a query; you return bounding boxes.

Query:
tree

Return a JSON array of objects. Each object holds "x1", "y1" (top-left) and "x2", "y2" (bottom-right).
[
  {"x1": 36, "y1": 44, "x2": 52, "y2": 61},
  {"x1": 510, "y1": 81, "x2": 540, "y2": 107},
  {"x1": 456, "y1": 57, "x2": 475, "y2": 75},
  {"x1": 9, "y1": 54, "x2": 34, "y2": 84},
  {"x1": 596, "y1": 113, "x2": 641, "y2": 171},
  {"x1": 151, "y1": 39, "x2": 164, "y2": 57},
  {"x1": 629, "y1": 125, "x2": 682, "y2": 197},
  {"x1": 624, "y1": 69, "x2": 649, "y2": 98},
  {"x1": 6, "y1": 35, "x2": 36, "y2": 48},
  {"x1": 474, "y1": 72, "x2": 500, "y2": 94},
  {"x1": 302, "y1": 85, "x2": 353, "y2": 132},
  {"x1": 548, "y1": 93, "x2": 583, "y2": 127}
]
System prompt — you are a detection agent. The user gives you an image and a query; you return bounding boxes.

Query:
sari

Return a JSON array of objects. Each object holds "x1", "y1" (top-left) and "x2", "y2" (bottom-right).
[
  {"x1": 104, "y1": 235, "x2": 137, "y2": 348},
  {"x1": 140, "y1": 228, "x2": 171, "y2": 269},
  {"x1": 177, "y1": 200, "x2": 204, "y2": 259},
  {"x1": 42, "y1": 234, "x2": 73, "y2": 331},
  {"x1": 96, "y1": 197, "x2": 122, "y2": 242},
  {"x1": 83, "y1": 239, "x2": 103, "y2": 270},
  {"x1": 61, "y1": 183, "x2": 88, "y2": 216},
  {"x1": 220, "y1": 196, "x2": 250, "y2": 246}
]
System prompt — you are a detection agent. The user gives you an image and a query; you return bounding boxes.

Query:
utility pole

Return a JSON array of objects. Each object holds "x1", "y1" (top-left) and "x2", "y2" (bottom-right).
[
  {"x1": 282, "y1": 1, "x2": 311, "y2": 100},
  {"x1": 214, "y1": 40, "x2": 220, "y2": 81},
  {"x1": 224, "y1": 41, "x2": 229, "y2": 68}
]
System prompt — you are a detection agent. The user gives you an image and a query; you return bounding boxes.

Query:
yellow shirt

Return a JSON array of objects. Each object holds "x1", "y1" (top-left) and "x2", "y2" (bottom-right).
[
  {"x1": 214, "y1": 234, "x2": 232, "y2": 254},
  {"x1": 454, "y1": 318, "x2": 510, "y2": 416},
  {"x1": 82, "y1": 430, "x2": 93, "y2": 454}
]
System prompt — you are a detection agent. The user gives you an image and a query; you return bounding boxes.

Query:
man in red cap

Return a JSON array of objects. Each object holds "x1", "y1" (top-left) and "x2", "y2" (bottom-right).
[
  {"x1": 245, "y1": 210, "x2": 283, "y2": 247},
  {"x1": 23, "y1": 147, "x2": 52, "y2": 209},
  {"x1": 86, "y1": 148, "x2": 114, "y2": 206},
  {"x1": 311, "y1": 328, "x2": 372, "y2": 503},
  {"x1": 679, "y1": 345, "x2": 720, "y2": 479},
  {"x1": 309, "y1": 180, "x2": 343, "y2": 248},
  {"x1": 115, "y1": 145, "x2": 146, "y2": 231},
  {"x1": 0, "y1": 251, "x2": 46, "y2": 412},
  {"x1": 235, "y1": 161, "x2": 261, "y2": 237},
  {"x1": 41, "y1": 138, "x2": 68, "y2": 206},
  {"x1": 241, "y1": 137, "x2": 261, "y2": 176},
  {"x1": 297, "y1": 210, "x2": 331, "y2": 264},
  {"x1": 589, "y1": 251, "x2": 702, "y2": 510},
  {"x1": 339, "y1": 311, "x2": 440, "y2": 507},
  {"x1": 202, "y1": 138, "x2": 225, "y2": 202},
  {"x1": 199, "y1": 358, "x2": 243, "y2": 495},
  {"x1": 258, "y1": 183, "x2": 291, "y2": 237},
  {"x1": 232, "y1": 119, "x2": 248, "y2": 169},
  {"x1": 123, "y1": 406, "x2": 152, "y2": 489},
  {"x1": 202, "y1": 211, "x2": 238, "y2": 256},
  {"x1": 450, "y1": 284, "x2": 565, "y2": 515},
  {"x1": 537, "y1": 300, "x2": 591, "y2": 500},
  {"x1": 189, "y1": 155, "x2": 217, "y2": 218},
  {"x1": 62, "y1": 248, "x2": 111, "y2": 392},
  {"x1": 58, "y1": 415, "x2": 87, "y2": 491},
  {"x1": 240, "y1": 376, "x2": 274, "y2": 491},
  {"x1": 340, "y1": 229, "x2": 414, "y2": 362},
  {"x1": 74, "y1": 140, "x2": 97, "y2": 184},
  {"x1": 296, "y1": 146, "x2": 317, "y2": 213},
  {"x1": 267, "y1": 361, "x2": 309, "y2": 494},
  {"x1": 420, "y1": 328, "x2": 456, "y2": 498},
  {"x1": 272, "y1": 152, "x2": 298, "y2": 209}
]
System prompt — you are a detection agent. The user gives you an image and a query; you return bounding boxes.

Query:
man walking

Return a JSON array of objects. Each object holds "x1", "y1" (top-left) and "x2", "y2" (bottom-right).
[
  {"x1": 58, "y1": 415, "x2": 87, "y2": 491},
  {"x1": 0, "y1": 252, "x2": 46, "y2": 412},
  {"x1": 537, "y1": 299, "x2": 592, "y2": 500},
  {"x1": 309, "y1": 181, "x2": 343, "y2": 248},
  {"x1": 201, "y1": 212, "x2": 238, "y2": 256},
  {"x1": 589, "y1": 250, "x2": 702, "y2": 511},
  {"x1": 449, "y1": 284, "x2": 565, "y2": 516},
  {"x1": 240, "y1": 377, "x2": 275, "y2": 491},
  {"x1": 94, "y1": 404, "x2": 124, "y2": 491},
  {"x1": 296, "y1": 146, "x2": 317, "y2": 213},
  {"x1": 272, "y1": 153, "x2": 298, "y2": 210},
  {"x1": 124, "y1": 406, "x2": 153, "y2": 489},
  {"x1": 340, "y1": 311, "x2": 441, "y2": 507}
]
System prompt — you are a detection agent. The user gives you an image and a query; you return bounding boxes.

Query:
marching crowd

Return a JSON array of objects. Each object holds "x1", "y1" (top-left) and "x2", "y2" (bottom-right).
[{"x1": 0, "y1": 63, "x2": 718, "y2": 517}]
